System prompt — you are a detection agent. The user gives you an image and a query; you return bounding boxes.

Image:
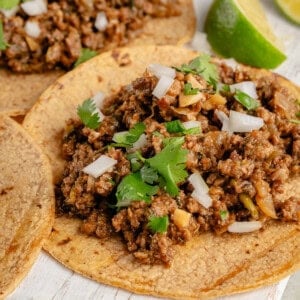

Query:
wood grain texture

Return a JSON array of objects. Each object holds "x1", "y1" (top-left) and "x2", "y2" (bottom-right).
[{"x1": 7, "y1": 0, "x2": 300, "y2": 299}]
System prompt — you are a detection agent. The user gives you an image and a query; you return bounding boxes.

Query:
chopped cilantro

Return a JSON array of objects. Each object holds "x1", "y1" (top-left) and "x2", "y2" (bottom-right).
[
  {"x1": 290, "y1": 119, "x2": 300, "y2": 124},
  {"x1": 148, "y1": 215, "x2": 169, "y2": 233},
  {"x1": 127, "y1": 151, "x2": 145, "y2": 172},
  {"x1": 220, "y1": 210, "x2": 229, "y2": 221},
  {"x1": 234, "y1": 90, "x2": 259, "y2": 110},
  {"x1": 175, "y1": 54, "x2": 219, "y2": 89},
  {"x1": 219, "y1": 83, "x2": 230, "y2": 93},
  {"x1": 147, "y1": 137, "x2": 188, "y2": 196},
  {"x1": 0, "y1": 20, "x2": 8, "y2": 51},
  {"x1": 140, "y1": 165, "x2": 159, "y2": 185},
  {"x1": 74, "y1": 48, "x2": 98, "y2": 68},
  {"x1": 77, "y1": 99, "x2": 100, "y2": 129},
  {"x1": 183, "y1": 82, "x2": 199, "y2": 95},
  {"x1": 113, "y1": 123, "x2": 145, "y2": 147},
  {"x1": 115, "y1": 172, "x2": 158, "y2": 207},
  {"x1": 0, "y1": 0, "x2": 20, "y2": 9},
  {"x1": 165, "y1": 120, "x2": 201, "y2": 135}
]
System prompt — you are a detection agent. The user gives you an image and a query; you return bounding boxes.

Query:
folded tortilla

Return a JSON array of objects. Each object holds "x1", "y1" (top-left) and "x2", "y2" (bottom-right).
[
  {"x1": 23, "y1": 45, "x2": 300, "y2": 299},
  {"x1": 0, "y1": 116, "x2": 54, "y2": 298}
]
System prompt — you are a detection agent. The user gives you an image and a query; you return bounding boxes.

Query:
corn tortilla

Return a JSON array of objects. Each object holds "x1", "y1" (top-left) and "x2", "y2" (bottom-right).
[
  {"x1": 0, "y1": 0, "x2": 195, "y2": 117},
  {"x1": 0, "y1": 116, "x2": 54, "y2": 298},
  {"x1": 23, "y1": 46, "x2": 300, "y2": 299}
]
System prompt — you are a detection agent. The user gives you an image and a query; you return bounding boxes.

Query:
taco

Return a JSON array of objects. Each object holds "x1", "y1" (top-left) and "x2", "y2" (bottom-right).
[
  {"x1": 0, "y1": 0, "x2": 195, "y2": 116},
  {"x1": 0, "y1": 115, "x2": 54, "y2": 298},
  {"x1": 23, "y1": 46, "x2": 300, "y2": 299}
]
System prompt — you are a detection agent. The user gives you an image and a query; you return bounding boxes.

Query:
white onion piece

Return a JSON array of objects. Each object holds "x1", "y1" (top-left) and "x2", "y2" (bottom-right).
[
  {"x1": 189, "y1": 31, "x2": 212, "y2": 54},
  {"x1": 82, "y1": 155, "x2": 117, "y2": 178},
  {"x1": 230, "y1": 81, "x2": 258, "y2": 99},
  {"x1": 131, "y1": 133, "x2": 147, "y2": 151},
  {"x1": 229, "y1": 110, "x2": 264, "y2": 132},
  {"x1": 191, "y1": 190, "x2": 212, "y2": 209},
  {"x1": 112, "y1": 131, "x2": 127, "y2": 143},
  {"x1": 223, "y1": 58, "x2": 239, "y2": 70},
  {"x1": 152, "y1": 75, "x2": 174, "y2": 99},
  {"x1": 95, "y1": 12, "x2": 108, "y2": 32},
  {"x1": 228, "y1": 221, "x2": 262, "y2": 233},
  {"x1": 215, "y1": 110, "x2": 231, "y2": 132},
  {"x1": 24, "y1": 21, "x2": 41, "y2": 38},
  {"x1": 188, "y1": 172, "x2": 209, "y2": 194},
  {"x1": 0, "y1": 6, "x2": 19, "y2": 18},
  {"x1": 92, "y1": 91, "x2": 106, "y2": 109},
  {"x1": 182, "y1": 120, "x2": 201, "y2": 130},
  {"x1": 148, "y1": 64, "x2": 176, "y2": 79},
  {"x1": 21, "y1": 0, "x2": 47, "y2": 16}
]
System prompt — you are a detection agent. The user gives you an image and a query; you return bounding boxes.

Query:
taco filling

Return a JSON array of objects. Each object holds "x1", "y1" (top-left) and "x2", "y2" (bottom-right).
[
  {"x1": 56, "y1": 55, "x2": 300, "y2": 266},
  {"x1": 0, "y1": 0, "x2": 183, "y2": 72}
]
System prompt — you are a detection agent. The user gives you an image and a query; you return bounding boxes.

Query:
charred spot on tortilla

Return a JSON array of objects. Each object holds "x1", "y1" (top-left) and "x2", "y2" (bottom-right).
[
  {"x1": 53, "y1": 52, "x2": 300, "y2": 266},
  {"x1": 57, "y1": 237, "x2": 72, "y2": 246}
]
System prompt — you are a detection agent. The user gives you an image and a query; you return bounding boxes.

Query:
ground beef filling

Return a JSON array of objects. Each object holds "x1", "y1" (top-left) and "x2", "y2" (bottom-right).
[
  {"x1": 57, "y1": 62, "x2": 300, "y2": 266},
  {"x1": 0, "y1": 0, "x2": 181, "y2": 72}
]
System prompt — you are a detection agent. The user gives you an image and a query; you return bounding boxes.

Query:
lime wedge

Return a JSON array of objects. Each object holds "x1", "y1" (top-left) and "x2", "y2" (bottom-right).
[
  {"x1": 275, "y1": 0, "x2": 300, "y2": 25},
  {"x1": 204, "y1": 0, "x2": 286, "y2": 69}
]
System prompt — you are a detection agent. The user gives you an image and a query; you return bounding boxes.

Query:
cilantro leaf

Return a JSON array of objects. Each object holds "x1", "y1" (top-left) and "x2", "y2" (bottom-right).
[
  {"x1": 0, "y1": 0, "x2": 20, "y2": 9},
  {"x1": 220, "y1": 210, "x2": 229, "y2": 221},
  {"x1": 234, "y1": 90, "x2": 259, "y2": 110},
  {"x1": 74, "y1": 48, "x2": 98, "y2": 68},
  {"x1": 115, "y1": 172, "x2": 158, "y2": 207},
  {"x1": 0, "y1": 20, "x2": 8, "y2": 51},
  {"x1": 140, "y1": 165, "x2": 159, "y2": 184},
  {"x1": 165, "y1": 120, "x2": 201, "y2": 135},
  {"x1": 127, "y1": 151, "x2": 145, "y2": 172},
  {"x1": 77, "y1": 99, "x2": 100, "y2": 129},
  {"x1": 147, "y1": 215, "x2": 169, "y2": 233},
  {"x1": 175, "y1": 54, "x2": 219, "y2": 88},
  {"x1": 113, "y1": 122, "x2": 146, "y2": 147},
  {"x1": 183, "y1": 82, "x2": 199, "y2": 95},
  {"x1": 147, "y1": 137, "x2": 188, "y2": 196}
]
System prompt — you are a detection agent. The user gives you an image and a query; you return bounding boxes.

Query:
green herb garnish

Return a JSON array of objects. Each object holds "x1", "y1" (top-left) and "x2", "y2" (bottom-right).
[
  {"x1": 140, "y1": 165, "x2": 159, "y2": 185},
  {"x1": 115, "y1": 172, "x2": 158, "y2": 207},
  {"x1": 165, "y1": 120, "x2": 201, "y2": 135},
  {"x1": 183, "y1": 82, "x2": 199, "y2": 95},
  {"x1": 77, "y1": 99, "x2": 100, "y2": 129},
  {"x1": 0, "y1": 20, "x2": 8, "y2": 51},
  {"x1": 74, "y1": 48, "x2": 98, "y2": 67},
  {"x1": 175, "y1": 54, "x2": 219, "y2": 89},
  {"x1": 147, "y1": 137, "x2": 188, "y2": 196},
  {"x1": 0, "y1": 0, "x2": 20, "y2": 9},
  {"x1": 148, "y1": 215, "x2": 169, "y2": 233},
  {"x1": 127, "y1": 151, "x2": 145, "y2": 172},
  {"x1": 234, "y1": 90, "x2": 259, "y2": 110},
  {"x1": 220, "y1": 210, "x2": 229, "y2": 221},
  {"x1": 112, "y1": 122, "x2": 146, "y2": 147},
  {"x1": 289, "y1": 119, "x2": 300, "y2": 124}
]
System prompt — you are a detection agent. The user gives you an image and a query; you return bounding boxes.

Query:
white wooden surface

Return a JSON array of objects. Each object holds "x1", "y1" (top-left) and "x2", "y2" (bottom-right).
[{"x1": 8, "y1": 0, "x2": 300, "y2": 299}]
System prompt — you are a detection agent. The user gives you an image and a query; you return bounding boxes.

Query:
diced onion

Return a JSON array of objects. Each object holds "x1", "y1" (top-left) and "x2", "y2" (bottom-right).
[
  {"x1": 189, "y1": 31, "x2": 212, "y2": 54},
  {"x1": 112, "y1": 131, "x2": 127, "y2": 143},
  {"x1": 188, "y1": 172, "x2": 209, "y2": 194},
  {"x1": 230, "y1": 81, "x2": 258, "y2": 99},
  {"x1": 148, "y1": 64, "x2": 176, "y2": 79},
  {"x1": 131, "y1": 133, "x2": 147, "y2": 151},
  {"x1": 152, "y1": 75, "x2": 174, "y2": 99},
  {"x1": 82, "y1": 155, "x2": 117, "y2": 178},
  {"x1": 92, "y1": 91, "x2": 105, "y2": 109},
  {"x1": 189, "y1": 173, "x2": 212, "y2": 209},
  {"x1": 21, "y1": 0, "x2": 47, "y2": 16},
  {"x1": 182, "y1": 120, "x2": 201, "y2": 130},
  {"x1": 223, "y1": 58, "x2": 239, "y2": 70},
  {"x1": 228, "y1": 221, "x2": 262, "y2": 233},
  {"x1": 229, "y1": 110, "x2": 264, "y2": 132},
  {"x1": 95, "y1": 12, "x2": 108, "y2": 32},
  {"x1": 215, "y1": 110, "x2": 231, "y2": 132},
  {"x1": 24, "y1": 21, "x2": 41, "y2": 38},
  {"x1": 0, "y1": 7, "x2": 19, "y2": 18},
  {"x1": 191, "y1": 190, "x2": 212, "y2": 209}
]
